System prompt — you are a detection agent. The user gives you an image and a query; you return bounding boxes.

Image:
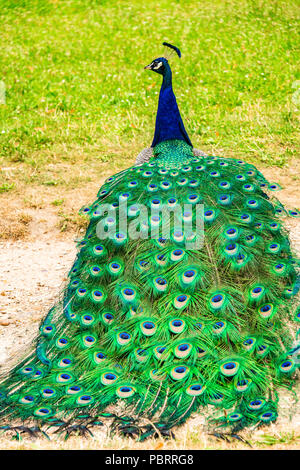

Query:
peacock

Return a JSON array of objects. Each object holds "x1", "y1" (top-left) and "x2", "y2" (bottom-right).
[{"x1": 0, "y1": 42, "x2": 299, "y2": 441}]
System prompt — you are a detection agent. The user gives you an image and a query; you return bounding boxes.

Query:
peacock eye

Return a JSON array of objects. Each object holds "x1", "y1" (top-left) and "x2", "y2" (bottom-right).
[{"x1": 153, "y1": 61, "x2": 163, "y2": 70}]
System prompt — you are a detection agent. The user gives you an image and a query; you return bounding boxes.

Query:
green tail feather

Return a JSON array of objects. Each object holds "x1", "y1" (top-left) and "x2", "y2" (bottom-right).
[{"x1": 0, "y1": 139, "x2": 299, "y2": 436}]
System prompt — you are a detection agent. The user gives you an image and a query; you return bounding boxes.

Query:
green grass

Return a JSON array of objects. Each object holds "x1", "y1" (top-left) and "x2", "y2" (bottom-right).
[{"x1": 0, "y1": 0, "x2": 299, "y2": 195}]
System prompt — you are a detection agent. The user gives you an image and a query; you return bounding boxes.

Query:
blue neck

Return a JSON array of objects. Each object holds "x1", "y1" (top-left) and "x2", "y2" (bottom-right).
[
  {"x1": 161, "y1": 66, "x2": 173, "y2": 89},
  {"x1": 151, "y1": 64, "x2": 192, "y2": 148}
]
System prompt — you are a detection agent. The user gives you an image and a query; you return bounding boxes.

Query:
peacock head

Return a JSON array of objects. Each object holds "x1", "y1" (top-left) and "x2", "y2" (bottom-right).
[
  {"x1": 144, "y1": 57, "x2": 169, "y2": 75},
  {"x1": 144, "y1": 42, "x2": 181, "y2": 76}
]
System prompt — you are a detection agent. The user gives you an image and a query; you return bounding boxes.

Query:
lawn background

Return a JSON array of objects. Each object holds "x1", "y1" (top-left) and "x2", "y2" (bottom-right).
[
  {"x1": 1, "y1": 0, "x2": 299, "y2": 196},
  {"x1": 0, "y1": 0, "x2": 299, "y2": 449}
]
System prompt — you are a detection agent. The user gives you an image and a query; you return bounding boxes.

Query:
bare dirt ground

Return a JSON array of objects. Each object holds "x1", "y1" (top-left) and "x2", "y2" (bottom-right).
[{"x1": 0, "y1": 162, "x2": 299, "y2": 449}]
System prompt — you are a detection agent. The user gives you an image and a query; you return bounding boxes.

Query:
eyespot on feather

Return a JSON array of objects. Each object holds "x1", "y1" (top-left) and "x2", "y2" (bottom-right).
[
  {"x1": 75, "y1": 394, "x2": 94, "y2": 406},
  {"x1": 66, "y1": 385, "x2": 83, "y2": 395},
  {"x1": 93, "y1": 351, "x2": 107, "y2": 364},
  {"x1": 173, "y1": 342, "x2": 192, "y2": 359},
  {"x1": 242, "y1": 337, "x2": 256, "y2": 352},
  {"x1": 248, "y1": 399, "x2": 266, "y2": 410},
  {"x1": 117, "y1": 331, "x2": 131, "y2": 346},
  {"x1": 170, "y1": 365, "x2": 190, "y2": 381},
  {"x1": 102, "y1": 311, "x2": 114, "y2": 325},
  {"x1": 169, "y1": 318, "x2": 186, "y2": 334},
  {"x1": 116, "y1": 385, "x2": 136, "y2": 398},
  {"x1": 173, "y1": 294, "x2": 190, "y2": 309},
  {"x1": 236, "y1": 378, "x2": 252, "y2": 392},
  {"x1": 33, "y1": 407, "x2": 53, "y2": 418},
  {"x1": 134, "y1": 348, "x2": 150, "y2": 363},
  {"x1": 140, "y1": 320, "x2": 157, "y2": 336},
  {"x1": 101, "y1": 371, "x2": 119, "y2": 386},
  {"x1": 185, "y1": 383, "x2": 206, "y2": 396},
  {"x1": 220, "y1": 360, "x2": 240, "y2": 377},
  {"x1": 149, "y1": 369, "x2": 167, "y2": 381}
]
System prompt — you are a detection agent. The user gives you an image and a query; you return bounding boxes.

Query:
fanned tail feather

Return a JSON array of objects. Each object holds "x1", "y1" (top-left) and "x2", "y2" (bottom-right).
[{"x1": 0, "y1": 140, "x2": 299, "y2": 438}]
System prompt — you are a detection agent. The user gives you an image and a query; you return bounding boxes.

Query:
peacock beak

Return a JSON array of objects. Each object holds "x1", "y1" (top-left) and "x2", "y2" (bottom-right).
[{"x1": 144, "y1": 64, "x2": 152, "y2": 70}]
